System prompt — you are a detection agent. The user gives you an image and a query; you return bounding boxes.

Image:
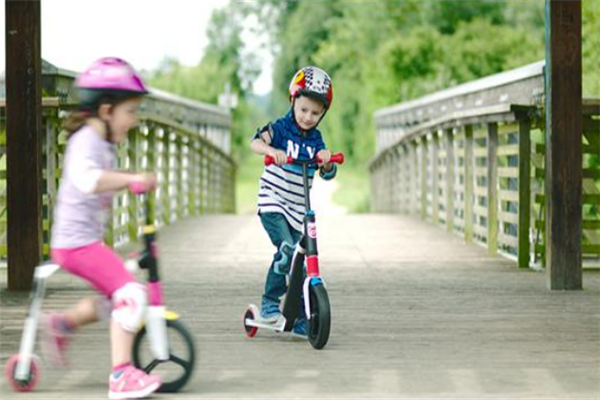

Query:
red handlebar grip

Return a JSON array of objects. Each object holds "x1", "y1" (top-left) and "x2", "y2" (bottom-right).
[
  {"x1": 265, "y1": 155, "x2": 294, "y2": 166},
  {"x1": 330, "y1": 153, "x2": 345, "y2": 164},
  {"x1": 264, "y1": 155, "x2": 275, "y2": 166}
]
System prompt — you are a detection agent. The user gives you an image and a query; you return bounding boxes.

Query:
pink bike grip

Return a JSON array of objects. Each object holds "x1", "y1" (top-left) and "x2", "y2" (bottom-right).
[{"x1": 128, "y1": 181, "x2": 154, "y2": 194}]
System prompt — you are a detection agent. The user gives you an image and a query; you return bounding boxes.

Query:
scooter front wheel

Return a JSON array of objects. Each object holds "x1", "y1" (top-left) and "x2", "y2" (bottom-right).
[
  {"x1": 132, "y1": 318, "x2": 196, "y2": 393},
  {"x1": 307, "y1": 284, "x2": 331, "y2": 350},
  {"x1": 4, "y1": 354, "x2": 40, "y2": 392}
]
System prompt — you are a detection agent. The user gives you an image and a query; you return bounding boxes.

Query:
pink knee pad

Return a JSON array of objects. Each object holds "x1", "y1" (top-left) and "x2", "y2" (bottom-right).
[{"x1": 111, "y1": 282, "x2": 147, "y2": 332}]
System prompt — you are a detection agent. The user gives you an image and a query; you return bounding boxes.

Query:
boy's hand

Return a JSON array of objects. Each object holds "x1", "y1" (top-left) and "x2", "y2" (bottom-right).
[
  {"x1": 317, "y1": 149, "x2": 332, "y2": 169},
  {"x1": 268, "y1": 149, "x2": 288, "y2": 166}
]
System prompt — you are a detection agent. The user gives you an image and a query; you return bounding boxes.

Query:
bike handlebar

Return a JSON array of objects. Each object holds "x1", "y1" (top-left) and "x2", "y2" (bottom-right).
[
  {"x1": 264, "y1": 152, "x2": 345, "y2": 167},
  {"x1": 128, "y1": 181, "x2": 156, "y2": 195}
]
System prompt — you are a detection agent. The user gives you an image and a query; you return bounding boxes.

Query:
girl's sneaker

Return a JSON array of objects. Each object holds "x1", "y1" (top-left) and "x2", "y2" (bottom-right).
[
  {"x1": 108, "y1": 366, "x2": 162, "y2": 399},
  {"x1": 41, "y1": 313, "x2": 71, "y2": 367}
]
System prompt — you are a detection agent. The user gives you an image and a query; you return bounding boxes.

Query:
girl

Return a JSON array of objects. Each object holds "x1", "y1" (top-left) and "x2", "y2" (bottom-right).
[{"x1": 46, "y1": 57, "x2": 160, "y2": 399}]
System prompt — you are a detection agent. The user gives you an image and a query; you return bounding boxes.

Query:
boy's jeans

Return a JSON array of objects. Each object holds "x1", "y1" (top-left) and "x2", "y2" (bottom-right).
[{"x1": 259, "y1": 212, "x2": 302, "y2": 309}]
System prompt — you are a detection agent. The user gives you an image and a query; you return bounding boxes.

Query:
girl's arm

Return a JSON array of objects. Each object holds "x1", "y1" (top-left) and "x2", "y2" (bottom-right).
[{"x1": 94, "y1": 171, "x2": 156, "y2": 193}]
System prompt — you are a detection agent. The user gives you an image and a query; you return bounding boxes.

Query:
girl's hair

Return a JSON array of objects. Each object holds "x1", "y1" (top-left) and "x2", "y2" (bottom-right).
[
  {"x1": 63, "y1": 110, "x2": 91, "y2": 138},
  {"x1": 62, "y1": 94, "x2": 141, "y2": 139}
]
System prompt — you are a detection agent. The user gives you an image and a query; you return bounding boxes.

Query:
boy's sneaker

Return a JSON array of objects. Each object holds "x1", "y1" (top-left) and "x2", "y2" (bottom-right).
[
  {"x1": 108, "y1": 366, "x2": 162, "y2": 399},
  {"x1": 259, "y1": 301, "x2": 281, "y2": 323},
  {"x1": 292, "y1": 318, "x2": 308, "y2": 339},
  {"x1": 41, "y1": 313, "x2": 71, "y2": 367}
]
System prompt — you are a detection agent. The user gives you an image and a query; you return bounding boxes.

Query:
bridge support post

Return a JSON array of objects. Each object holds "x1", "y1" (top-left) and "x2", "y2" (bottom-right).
[
  {"x1": 445, "y1": 128, "x2": 455, "y2": 233},
  {"x1": 464, "y1": 125, "x2": 474, "y2": 243},
  {"x1": 487, "y1": 123, "x2": 499, "y2": 254},
  {"x1": 5, "y1": 0, "x2": 43, "y2": 291},
  {"x1": 518, "y1": 119, "x2": 532, "y2": 269},
  {"x1": 431, "y1": 131, "x2": 440, "y2": 225},
  {"x1": 544, "y1": 0, "x2": 582, "y2": 290},
  {"x1": 420, "y1": 136, "x2": 428, "y2": 221}
]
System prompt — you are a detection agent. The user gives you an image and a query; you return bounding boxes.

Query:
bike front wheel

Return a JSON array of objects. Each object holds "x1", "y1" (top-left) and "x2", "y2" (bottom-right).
[
  {"x1": 132, "y1": 318, "x2": 196, "y2": 393},
  {"x1": 307, "y1": 284, "x2": 331, "y2": 350}
]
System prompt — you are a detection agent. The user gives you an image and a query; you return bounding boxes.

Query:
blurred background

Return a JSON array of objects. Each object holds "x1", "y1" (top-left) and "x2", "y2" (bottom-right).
[{"x1": 1, "y1": 0, "x2": 598, "y2": 214}]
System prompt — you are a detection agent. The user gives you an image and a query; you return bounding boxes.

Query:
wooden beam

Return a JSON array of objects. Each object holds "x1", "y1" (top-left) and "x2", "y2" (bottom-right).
[
  {"x1": 420, "y1": 136, "x2": 428, "y2": 221},
  {"x1": 431, "y1": 131, "x2": 439, "y2": 225},
  {"x1": 445, "y1": 128, "x2": 455, "y2": 233},
  {"x1": 487, "y1": 123, "x2": 499, "y2": 254},
  {"x1": 544, "y1": 0, "x2": 582, "y2": 290},
  {"x1": 464, "y1": 125, "x2": 474, "y2": 243},
  {"x1": 518, "y1": 119, "x2": 532, "y2": 269},
  {"x1": 5, "y1": 0, "x2": 43, "y2": 291}
]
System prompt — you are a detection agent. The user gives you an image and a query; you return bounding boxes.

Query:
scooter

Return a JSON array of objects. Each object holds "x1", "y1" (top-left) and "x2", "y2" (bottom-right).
[
  {"x1": 243, "y1": 152, "x2": 344, "y2": 350},
  {"x1": 5, "y1": 184, "x2": 196, "y2": 393}
]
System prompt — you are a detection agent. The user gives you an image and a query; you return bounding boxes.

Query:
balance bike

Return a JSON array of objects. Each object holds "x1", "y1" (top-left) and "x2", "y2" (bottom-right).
[{"x1": 5, "y1": 185, "x2": 196, "y2": 393}]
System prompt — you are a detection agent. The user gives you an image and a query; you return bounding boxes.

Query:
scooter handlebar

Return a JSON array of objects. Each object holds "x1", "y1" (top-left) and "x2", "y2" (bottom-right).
[
  {"x1": 264, "y1": 152, "x2": 345, "y2": 166},
  {"x1": 264, "y1": 155, "x2": 294, "y2": 166}
]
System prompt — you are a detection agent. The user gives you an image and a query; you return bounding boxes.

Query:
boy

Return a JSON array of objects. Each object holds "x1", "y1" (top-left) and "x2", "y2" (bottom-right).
[{"x1": 250, "y1": 66, "x2": 337, "y2": 336}]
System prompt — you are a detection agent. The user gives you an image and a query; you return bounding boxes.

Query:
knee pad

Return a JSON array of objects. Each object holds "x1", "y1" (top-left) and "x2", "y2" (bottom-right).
[
  {"x1": 273, "y1": 241, "x2": 294, "y2": 275},
  {"x1": 111, "y1": 282, "x2": 147, "y2": 332}
]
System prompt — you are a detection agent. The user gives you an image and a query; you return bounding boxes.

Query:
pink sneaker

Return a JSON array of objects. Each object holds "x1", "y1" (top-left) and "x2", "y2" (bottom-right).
[
  {"x1": 108, "y1": 366, "x2": 162, "y2": 399},
  {"x1": 41, "y1": 313, "x2": 71, "y2": 367}
]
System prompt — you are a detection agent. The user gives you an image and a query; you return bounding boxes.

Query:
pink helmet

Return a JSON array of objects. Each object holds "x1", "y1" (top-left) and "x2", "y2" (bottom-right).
[{"x1": 76, "y1": 57, "x2": 148, "y2": 109}]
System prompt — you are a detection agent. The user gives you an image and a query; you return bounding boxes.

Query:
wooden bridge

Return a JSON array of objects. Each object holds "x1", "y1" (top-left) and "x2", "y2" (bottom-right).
[
  {"x1": 1, "y1": 214, "x2": 598, "y2": 398},
  {"x1": 1, "y1": 1, "x2": 598, "y2": 398}
]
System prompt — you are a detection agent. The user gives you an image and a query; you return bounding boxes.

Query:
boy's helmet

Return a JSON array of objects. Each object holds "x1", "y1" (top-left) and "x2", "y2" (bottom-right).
[
  {"x1": 75, "y1": 57, "x2": 148, "y2": 110},
  {"x1": 289, "y1": 66, "x2": 333, "y2": 109}
]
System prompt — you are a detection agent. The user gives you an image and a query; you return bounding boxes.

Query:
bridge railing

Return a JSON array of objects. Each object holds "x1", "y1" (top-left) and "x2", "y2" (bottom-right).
[
  {"x1": 0, "y1": 61, "x2": 235, "y2": 259},
  {"x1": 370, "y1": 61, "x2": 600, "y2": 268}
]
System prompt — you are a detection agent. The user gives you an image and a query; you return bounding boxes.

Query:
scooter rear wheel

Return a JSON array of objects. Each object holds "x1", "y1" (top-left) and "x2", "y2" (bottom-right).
[
  {"x1": 307, "y1": 284, "x2": 331, "y2": 350},
  {"x1": 243, "y1": 307, "x2": 258, "y2": 338},
  {"x1": 132, "y1": 318, "x2": 196, "y2": 393},
  {"x1": 4, "y1": 354, "x2": 40, "y2": 392}
]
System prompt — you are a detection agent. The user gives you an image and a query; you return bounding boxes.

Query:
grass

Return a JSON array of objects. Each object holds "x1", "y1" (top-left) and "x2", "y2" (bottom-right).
[
  {"x1": 235, "y1": 155, "x2": 372, "y2": 215},
  {"x1": 235, "y1": 155, "x2": 264, "y2": 215},
  {"x1": 332, "y1": 161, "x2": 371, "y2": 213}
]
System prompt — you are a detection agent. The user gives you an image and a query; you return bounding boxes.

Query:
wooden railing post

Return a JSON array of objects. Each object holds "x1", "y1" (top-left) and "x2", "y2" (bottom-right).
[
  {"x1": 445, "y1": 128, "x2": 455, "y2": 233},
  {"x1": 420, "y1": 136, "x2": 428, "y2": 220},
  {"x1": 147, "y1": 127, "x2": 157, "y2": 224},
  {"x1": 432, "y1": 131, "x2": 440, "y2": 224},
  {"x1": 127, "y1": 131, "x2": 139, "y2": 242},
  {"x1": 487, "y1": 122, "x2": 499, "y2": 254},
  {"x1": 464, "y1": 125, "x2": 474, "y2": 243},
  {"x1": 410, "y1": 141, "x2": 418, "y2": 215},
  {"x1": 545, "y1": 0, "x2": 582, "y2": 290},
  {"x1": 162, "y1": 130, "x2": 172, "y2": 224},
  {"x1": 6, "y1": 0, "x2": 43, "y2": 290},
  {"x1": 518, "y1": 119, "x2": 532, "y2": 268}
]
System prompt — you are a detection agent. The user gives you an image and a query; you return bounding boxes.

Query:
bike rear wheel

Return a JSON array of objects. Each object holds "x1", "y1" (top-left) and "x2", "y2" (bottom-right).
[
  {"x1": 307, "y1": 284, "x2": 331, "y2": 350},
  {"x1": 132, "y1": 318, "x2": 196, "y2": 393}
]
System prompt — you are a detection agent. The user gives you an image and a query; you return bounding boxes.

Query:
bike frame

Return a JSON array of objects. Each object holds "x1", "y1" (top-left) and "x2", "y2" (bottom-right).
[
  {"x1": 14, "y1": 263, "x2": 60, "y2": 381},
  {"x1": 130, "y1": 197, "x2": 170, "y2": 361}
]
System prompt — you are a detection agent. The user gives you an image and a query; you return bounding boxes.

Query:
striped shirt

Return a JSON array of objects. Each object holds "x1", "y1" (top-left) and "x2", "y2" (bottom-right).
[{"x1": 254, "y1": 111, "x2": 326, "y2": 232}]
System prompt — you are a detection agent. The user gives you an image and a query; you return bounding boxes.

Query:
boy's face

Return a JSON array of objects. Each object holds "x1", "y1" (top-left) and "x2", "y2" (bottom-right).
[{"x1": 293, "y1": 95, "x2": 326, "y2": 131}]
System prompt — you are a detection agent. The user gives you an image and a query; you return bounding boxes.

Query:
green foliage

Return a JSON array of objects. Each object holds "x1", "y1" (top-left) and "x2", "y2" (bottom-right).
[
  {"x1": 145, "y1": 0, "x2": 598, "y2": 214},
  {"x1": 428, "y1": 0, "x2": 506, "y2": 34},
  {"x1": 583, "y1": 0, "x2": 600, "y2": 97}
]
